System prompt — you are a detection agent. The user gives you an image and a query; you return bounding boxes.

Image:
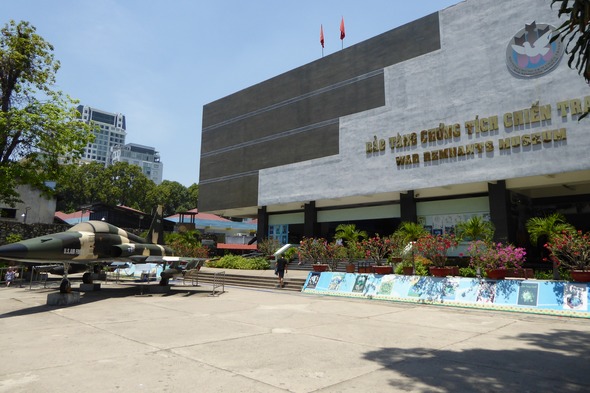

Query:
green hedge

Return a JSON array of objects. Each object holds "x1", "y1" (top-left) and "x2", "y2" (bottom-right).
[{"x1": 207, "y1": 255, "x2": 271, "y2": 270}]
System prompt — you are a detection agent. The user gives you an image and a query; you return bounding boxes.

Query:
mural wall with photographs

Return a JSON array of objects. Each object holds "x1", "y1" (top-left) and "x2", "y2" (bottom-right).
[{"x1": 302, "y1": 272, "x2": 590, "y2": 318}]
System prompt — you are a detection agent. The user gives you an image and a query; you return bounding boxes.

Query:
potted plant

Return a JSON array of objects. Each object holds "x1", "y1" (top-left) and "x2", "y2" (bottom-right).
[
  {"x1": 393, "y1": 222, "x2": 428, "y2": 274},
  {"x1": 468, "y1": 241, "x2": 526, "y2": 279},
  {"x1": 526, "y1": 213, "x2": 575, "y2": 279},
  {"x1": 359, "y1": 234, "x2": 394, "y2": 274},
  {"x1": 545, "y1": 230, "x2": 590, "y2": 282},
  {"x1": 414, "y1": 233, "x2": 459, "y2": 277},
  {"x1": 299, "y1": 237, "x2": 328, "y2": 271},
  {"x1": 257, "y1": 237, "x2": 281, "y2": 260},
  {"x1": 321, "y1": 240, "x2": 345, "y2": 272},
  {"x1": 456, "y1": 216, "x2": 495, "y2": 278},
  {"x1": 334, "y1": 224, "x2": 367, "y2": 273},
  {"x1": 455, "y1": 216, "x2": 495, "y2": 243}
]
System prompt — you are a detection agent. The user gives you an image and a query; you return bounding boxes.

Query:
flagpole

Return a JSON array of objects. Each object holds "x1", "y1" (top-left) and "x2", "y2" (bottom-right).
[{"x1": 320, "y1": 24, "x2": 325, "y2": 58}]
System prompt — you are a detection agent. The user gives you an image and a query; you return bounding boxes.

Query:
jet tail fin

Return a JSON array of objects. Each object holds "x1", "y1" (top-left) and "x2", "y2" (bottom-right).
[{"x1": 147, "y1": 205, "x2": 165, "y2": 245}]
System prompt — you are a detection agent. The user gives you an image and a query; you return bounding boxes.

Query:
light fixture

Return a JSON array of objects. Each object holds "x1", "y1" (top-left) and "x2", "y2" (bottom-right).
[{"x1": 21, "y1": 206, "x2": 30, "y2": 224}]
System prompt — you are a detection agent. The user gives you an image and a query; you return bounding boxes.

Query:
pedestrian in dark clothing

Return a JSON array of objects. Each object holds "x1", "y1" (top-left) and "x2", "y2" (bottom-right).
[{"x1": 276, "y1": 256, "x2": 288, "y2": 288}]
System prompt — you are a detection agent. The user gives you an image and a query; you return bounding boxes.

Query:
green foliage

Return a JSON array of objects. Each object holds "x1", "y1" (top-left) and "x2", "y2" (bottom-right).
[
  {"x1": 5, "y1": 233, "x2": 23, "y2": 244},
  {"x1": 257, "y1": 237, "x2": 281, "y2": 257},
  {"x1": 0, "y1": 20, "x2": 94, "y2": 206},
  {"x1": 208, "y1": 255, "x2": 270, "y2": 270},
  {"x1": 394, "y1": 221, "x2": 428, "y2": 243},
  {"x1": 334, "y1": 223, "x2": 367, "y2": 244},
  {"x1": 455, "y1": 216, "x2": 495, "y2": 242},
  {"x1": 459, "y1": 266, "x2": 477, "y2": 277},
  {"x1": 165, "y1": 230, "x2": 208, "y2": 258},
  {"x1": 393, "y1": 260, "x2": 428, "y2": 276},
  {"x1": 55, "y1": 162, "x2": 155, "y2": 212},
  {"x1": 187, "y1": 183, "x2": 199, "y2": 210},
  {"x1": 552, "y1": 1, "x2": 590, "y2": 84},
  {"x1": 283, "y1": 246, "x2": 298, "y2": 261},
  {"x1": 148, "y1": 180, "x2": 192, "y2": 216},
  {"x1": 526, "y1": 212, "x2": 575, "y2": 245}
]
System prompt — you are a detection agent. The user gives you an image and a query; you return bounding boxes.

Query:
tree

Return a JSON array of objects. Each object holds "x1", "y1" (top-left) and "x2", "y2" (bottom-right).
[
  {"x1": 187, "y1": 183, "x2": 199, "y2": 210},
  {"x1": 526, "y1": 212, "x2": 575, "y2": 246},
  {"x1": 55, "y1": 162, "x2": 155, "y2": 213},
  {"x1": 455, "y1": 216, "x2": 495, "y2": 242},
  {"x1": 334, "y1": 223, "x2": 367, "y2": 245},
  {"x1": 149, "y1": 180, "x2": 191, "y2": 216},
  {"x1": 99, "y1": 162, "x2": 154, "y2": 210},
  {"x1": 526, "y1": 212, "x2": 576, "y2": 279},
  {"x1": 334, "y1": 223, "x2": 367, "y2": 264},
  {"x1": 0, "y1": 20, "x2": 94, "y2": 205},
  {"x1": 393, "y1": 221, "x2": 428, "y2": 274},
  {"x1": 552, "y1": 1, "x2": 590, "y2": 83}
]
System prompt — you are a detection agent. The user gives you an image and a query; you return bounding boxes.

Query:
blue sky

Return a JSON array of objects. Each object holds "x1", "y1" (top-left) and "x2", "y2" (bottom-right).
[{"x1": 3, "y1": 0, "x2": 461, "y2": 187}]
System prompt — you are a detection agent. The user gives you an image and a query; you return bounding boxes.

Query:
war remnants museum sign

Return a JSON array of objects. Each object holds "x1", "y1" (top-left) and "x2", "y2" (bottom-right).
[{"x1": 365, "y1": 95, "x2": 587, "y2": 168}]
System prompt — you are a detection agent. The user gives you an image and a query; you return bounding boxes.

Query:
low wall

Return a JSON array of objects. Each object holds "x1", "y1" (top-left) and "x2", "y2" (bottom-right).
[
  {"x1": 0, "y1": 222, "x2": 70, "y2": 245},
  {"x1": 302, "y1": 272, "x2": 589, "y2": 319}
]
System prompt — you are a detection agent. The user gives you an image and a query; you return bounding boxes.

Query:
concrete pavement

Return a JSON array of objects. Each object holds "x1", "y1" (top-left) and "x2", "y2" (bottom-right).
[{"x1": 0, "y1": 276, "x2": 589, "y2": 392}]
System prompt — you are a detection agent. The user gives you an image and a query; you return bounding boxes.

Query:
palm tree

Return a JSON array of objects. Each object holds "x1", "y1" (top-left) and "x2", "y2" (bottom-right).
[
  {"x1": 334, "y1": 224, "x2": 367, "y2": 266},
  {"x1": 455, "y1": 216, "x2": 495, "y2": 242},
  {"x1": 526, "y1": 212, "x2": 575, "y2": 279},
  {"x1": 394, "y1": 221, "x2": 428, "y2": 274},
  {"x1": 334, "y1": 224, "x2": 367, "y2": 245}
]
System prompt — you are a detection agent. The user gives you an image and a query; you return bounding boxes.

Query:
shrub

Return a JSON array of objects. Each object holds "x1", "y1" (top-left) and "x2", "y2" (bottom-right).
[
  {"x1": 459, "y1": 267, "x2": 477, "y2": 277},
  {"x1": 208, "y1": 255, "x2": 270, "y2": 270},
  {"x1": 5, "y1": 233, "x2": 23, "y2": 244}
]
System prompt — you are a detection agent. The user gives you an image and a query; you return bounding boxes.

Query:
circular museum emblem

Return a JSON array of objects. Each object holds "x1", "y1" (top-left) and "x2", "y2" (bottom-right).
[{"x1": 506, "y1": 21, "x2": 564, "y2": 78}]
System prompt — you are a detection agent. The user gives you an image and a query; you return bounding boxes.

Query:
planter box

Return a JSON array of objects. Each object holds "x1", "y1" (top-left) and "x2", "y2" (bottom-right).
[
  {"x1": 312, "y1": 264, "x2": 329, "y2": 272},
  {"x1": 358, "y1": 262, "x2": 372, "y2": 273},
  {"x1": 486, "y1": 269, "x2": 507, "y2": 280},
  {"x1": 372, "y1": 265, "x2": 393, "y2": 275},
  {"x1": 505, "y1": 268, "x2": 534, "y2": 279},
  {"x1": 429, "y1": 267, "x2": 454, "y2": 277},
  {"x1": 402, "y1": 266, "x2": 414, "y2": 275},
  {"x1": 571, "y1": 270, "x2": 590, "y2": 282}
]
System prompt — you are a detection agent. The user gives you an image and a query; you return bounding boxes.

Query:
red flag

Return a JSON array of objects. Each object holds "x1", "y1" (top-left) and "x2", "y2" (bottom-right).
[
  {"x1": 320, "y1": 24, "x2": 324, "y2": 48},
  {"x1": 340, "y1": 17, "x2": 345, "y2": 40}
]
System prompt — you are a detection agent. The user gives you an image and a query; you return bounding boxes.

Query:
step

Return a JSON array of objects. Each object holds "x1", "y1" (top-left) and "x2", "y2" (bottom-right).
[{"x1": 183, "y1": 271, "x2": 306, "y2": 292}]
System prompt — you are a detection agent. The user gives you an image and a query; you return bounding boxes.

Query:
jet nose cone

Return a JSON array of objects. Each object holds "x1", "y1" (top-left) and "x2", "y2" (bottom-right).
[{"x1": 0, "y1": 242, "x2": 28, "y2": 259}]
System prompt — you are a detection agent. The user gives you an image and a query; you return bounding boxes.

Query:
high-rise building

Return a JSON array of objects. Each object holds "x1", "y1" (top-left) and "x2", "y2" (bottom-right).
[
  {"x1": 110, "y1": 143, "x2": 163, "y2": 184},
  {"x1": 77, "y1": 105, "x2": 126, "y2": 165}
]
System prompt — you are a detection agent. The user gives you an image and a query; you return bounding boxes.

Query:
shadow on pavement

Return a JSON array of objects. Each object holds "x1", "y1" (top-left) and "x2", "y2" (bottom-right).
[{"x1": 363, "y1": 329, "x2": 590, "y2": 392}]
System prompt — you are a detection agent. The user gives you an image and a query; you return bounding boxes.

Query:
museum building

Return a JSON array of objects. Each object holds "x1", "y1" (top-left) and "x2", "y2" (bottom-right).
[{"x1": 199, "y1": 0, "x2": 590, "y2": 258}]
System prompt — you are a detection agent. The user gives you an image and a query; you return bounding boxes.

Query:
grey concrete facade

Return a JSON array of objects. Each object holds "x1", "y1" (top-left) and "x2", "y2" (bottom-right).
[{"x1": 200, "y1": 13, "x2": 442, "y2": 213}]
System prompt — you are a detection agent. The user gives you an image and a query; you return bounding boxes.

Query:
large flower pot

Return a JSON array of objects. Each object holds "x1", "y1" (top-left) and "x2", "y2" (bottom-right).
[
  {"x1": 345, "y1": 263, "x2": 356, "y2": 273},
  {"x1": 312, "y1": 264, "x2": 329, "y2": 272},
  {"x1": 372, "y1": 265, "x2": 393, "y2": 275},
  {"x1": 358, "y1": 262, "x2": 371, "y2": 273},
  {"x1": 402, "y1": 266, "x2": 414, "y2": 275},
  {"x1": 486, "y1": 269, "x2": 507, "y2": 280},
  {"x1": 429, "y1": 267, "x2": 454, "y2": 277},
  {"x1": 571, "y1": 270, "x2": 590, "y2": 282},
  {"x1": 505, "y1": 268, "x2": 534, "y2": 279}
]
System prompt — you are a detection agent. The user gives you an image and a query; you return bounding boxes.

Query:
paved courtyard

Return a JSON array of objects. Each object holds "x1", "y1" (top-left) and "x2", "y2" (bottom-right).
[{"x1": 0, "y1": 278, "x2": 588, "y2": 392}]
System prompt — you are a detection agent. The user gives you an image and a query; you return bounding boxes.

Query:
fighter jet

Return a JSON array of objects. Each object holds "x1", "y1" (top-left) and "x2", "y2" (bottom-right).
[{"x1": 0, "y1": 206, "x2": 204, "y2": 291}]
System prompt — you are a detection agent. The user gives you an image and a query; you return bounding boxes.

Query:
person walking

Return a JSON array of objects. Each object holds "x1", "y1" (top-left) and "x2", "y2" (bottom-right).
[
  {"x1": 5, "y1": 268, "x2": 15, "y2": 287},
  {"x1": 276, "y1": 256, "x2": 288, "y2": 288}
]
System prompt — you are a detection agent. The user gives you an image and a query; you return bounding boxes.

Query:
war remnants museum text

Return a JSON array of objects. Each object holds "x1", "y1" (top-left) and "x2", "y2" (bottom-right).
[{"x1": 365, "y1": 96, "x2": 588, "y2": 167}]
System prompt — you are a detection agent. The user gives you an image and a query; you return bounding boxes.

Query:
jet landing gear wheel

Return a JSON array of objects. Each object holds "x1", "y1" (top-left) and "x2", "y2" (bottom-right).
[
  {"x1": 59, "y1": 278, "x2": 72, "y2": 294},
  {"x1": 82, "y1": 272, "x2": 93, "y2": 284},
  {"x1": 159, "y1": 273, "x2": 171, "y2": 286}
]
